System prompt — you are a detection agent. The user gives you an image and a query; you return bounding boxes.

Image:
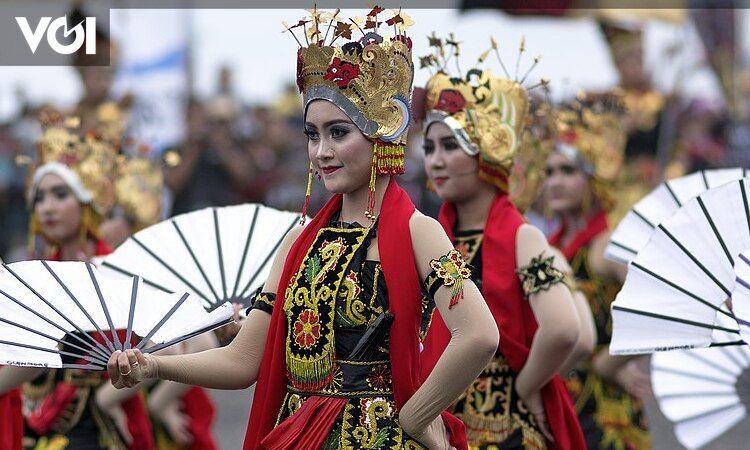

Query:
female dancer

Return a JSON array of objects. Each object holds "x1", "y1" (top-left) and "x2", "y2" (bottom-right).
[
  {"x1": 108, "y1": 8, "x2": 499, "y2": 450},
  {"x1": 0, "y1": 115, "x2": 154, "y2": 450},
  {"x1": 98, "y1": 148, "x2": 221, "y2": 450},
  {"x1": 545, "y1": 101, "x2": 651, "y2": 450},
  {"x1": 417, "y1": 36, "x2": 586, "y2": 450}
]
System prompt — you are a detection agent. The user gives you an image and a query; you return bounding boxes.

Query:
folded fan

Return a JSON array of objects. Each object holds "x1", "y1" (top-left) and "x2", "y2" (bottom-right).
[
  {"x1": 651, "y1": 314, "x2": 750, "y2": 450},
  {"x1": 606, "y1": 168, "x2": 749, "y2": 265},
  {"x1": 0, "y1": 260, "x2": 233, "y2": 370},
  {"x1": 610, "y1": 178, "x2": 750, "y2": 354},
  {"x1": 100, "y1": 204, "x2": 300, "y2": 311}
]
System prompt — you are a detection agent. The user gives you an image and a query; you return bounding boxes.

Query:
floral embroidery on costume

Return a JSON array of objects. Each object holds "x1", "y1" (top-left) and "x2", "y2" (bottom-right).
[
  {"x1": 428, "y1": 249, "x2": 472, "y2": 309},
  {"x1": 444, "y1": 230, "x2": 548, "y2": 450},
  {"x1": 266, "y1": 220, "x2": 427, "y2": 449}
]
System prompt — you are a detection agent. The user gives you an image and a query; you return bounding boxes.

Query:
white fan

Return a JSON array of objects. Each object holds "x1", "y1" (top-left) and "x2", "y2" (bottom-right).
[
  {"x1": 610, "y1": 178, "x2": 750, "y2": 354},
  {"x1": 606, "y1": 168, "x2": 749, "y2": 264},
  {"x1": 100, "y1": 204, "x2": 300, "y2": 311},
  {"x1": 0, "y1": 261, "x2": 233, "y2": 370},
  {"x1": 651, "y1": 314, "x2": 750, "y2": 449}
]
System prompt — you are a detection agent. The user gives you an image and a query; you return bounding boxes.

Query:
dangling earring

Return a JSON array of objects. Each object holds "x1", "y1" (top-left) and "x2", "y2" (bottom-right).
[
  {"x1": 365, "y1": 146, "x2": 379, "y2": 221},
  {"x1": 300, "y1": 162, "x2": 314, "y2": 225}
]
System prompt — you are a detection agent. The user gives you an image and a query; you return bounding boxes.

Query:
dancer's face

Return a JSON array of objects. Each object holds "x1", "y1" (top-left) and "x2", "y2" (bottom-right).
[
  {"x1": 33, "y1": 173, "x2": 84, "y2": 245},
  {"x1": 305, "y1": 100, "x2": 373, "y2": 195},
  {"x1": 544, "y1": 152, "x2": 589, "y2": 215},
  {"x1": 423, "y1": 121, "x2": 484, "y2": 203}
]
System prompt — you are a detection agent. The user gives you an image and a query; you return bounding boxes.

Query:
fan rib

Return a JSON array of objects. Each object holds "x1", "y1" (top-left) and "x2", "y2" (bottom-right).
[
  {"x1": 40, "y1": 261, "x2": 117, "y2": 357},
  {"x1": 125, "y1": 277, "x2": 139, "y2": 351},
  {"x1": 85, "y1": 263, "x2": 122, "y2": 352},
  {"x1": 100, "y1": 262, "x2": 174, "y2": 294},
  {"x1": 171, "y1": 221, "x2": 221, "y2": 306},
  {"x1": 144, "y1": 315, "x2": 234, "y2": 354},
  {"x1": 657, "y1": 392, "x2": 735, "y2": 400},
  {"x1": 697, "y1": 197, "x2": 734, "y2": 267},
  {"x1": 238, "y1": 219, "x2": 297, "y2": 300},
  {"x1": 652, "y1": 366, "x2": 734, "y2": 386},
  {"x1": 742, "y1": 180, "x2": 750, "y2": 242},
  {"x1": 717, "y1": 344, "x2": 745, "y2": 369},
  {"x1": 130, "y1": 236, "x2": 212, "y2": 306},
  {"x1": 657, "y1": 224, "x2": 732, "y2": 297},
  {"x1": 0, "y1": 316, "x2": 108, "y2": 366},
  {"x1": 2, "y1": 263, "x2": 112, "y2": 359},
  {"x1": 701, "y1": 170, "x2": 709, "y2": 189},
  {"x1": 612, "y1": 305, "x2": 739, "y2": 334},
  {"x1": 64, "y1": 363, "x2": 106, "y2": 370},
  {"x1": 135, "y1": 292, "x2": 191, "y2": 351},
  {"x1": 709, "y1": 340, "x2": 747, "y2": 348},
  {"x1": 683, "y1": 348, "x2": 737, "y2": 376},
  {"x1": 674, "y1": 402, "x2": 740, "y2": 425},
  {"x1": 631, "y1": 262, "x2": 734, "y2": 319},
  {"x1": 664, "y1": 181, "x2": 682, "y2": 207},
  {"x1": 608, "y1": 240, "x2": 638, "y2": 256},
  {"x1": 0, "y1": 286, "x2": 110, "y2": 363},
  {"x1": 213, "y1": 209, "x2": 228, "y2": 302},
  {"x1": 231, "y1": 205, "x2": 260, "y2": 300},
  {"x1": 0, "y1": 338, "x2": 104, "y2": 370},
  {"x1": 632, "y1": 208, "x2": 656, "y2": 229}
]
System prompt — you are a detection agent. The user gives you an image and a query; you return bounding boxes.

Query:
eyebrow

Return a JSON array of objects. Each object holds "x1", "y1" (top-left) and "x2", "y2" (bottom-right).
[{"x1": 304, "y1": 119, "x2": 353, "y2": 129}]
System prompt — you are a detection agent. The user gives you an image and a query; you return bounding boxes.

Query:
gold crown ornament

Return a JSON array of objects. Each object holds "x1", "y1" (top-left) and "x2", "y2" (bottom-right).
[
  {"x1": 552, "y1": 92, "x2": 627, "y2": 212},
  {"x1": 419, "y1": 34, "x2": 548, "y2": 191},
  {"x1": 509, "y1": 92, "x2": 555, "y2": 213},
  {"x1": 114, "y1": 147, "x2": 163, "y2": 231},
  {"x1": 26, "y1": 111, "x2": 119, "y2": 249},
  {"x1": 30, "y1": 113, "x2": 118, "y2": 216},
  {"x1": 287, "y1": 6, "x2": 415, "y2": 221}
]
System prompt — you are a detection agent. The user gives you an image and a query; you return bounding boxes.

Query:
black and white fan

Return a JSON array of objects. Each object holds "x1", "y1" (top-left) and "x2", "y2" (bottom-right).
[
  {"x1": 610, "y1": 178, "x2": 750, "y2": 354},
  {"x1": 650, "y1": 254, "x2": 750, "y2": 449},
  {"x1": 0, "y1": 261, "x2": 233, "y2": 370},
  {"x1": 606, "y1": 168, "x2": 749, "y2": 265},
  {"x1": 100, "y1": 204, "x2": 300, "y2": 311}
]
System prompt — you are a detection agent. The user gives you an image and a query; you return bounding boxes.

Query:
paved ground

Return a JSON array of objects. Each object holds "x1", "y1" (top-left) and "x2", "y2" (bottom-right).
[{"x1": 208, "y1": 382, "x2": 750, "y2": 450}]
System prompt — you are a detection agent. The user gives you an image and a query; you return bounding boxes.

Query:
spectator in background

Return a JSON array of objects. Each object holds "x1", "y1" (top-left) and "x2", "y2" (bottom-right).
[{"x1": 164, "y1": 97, "x2": 253, "y2": 215}]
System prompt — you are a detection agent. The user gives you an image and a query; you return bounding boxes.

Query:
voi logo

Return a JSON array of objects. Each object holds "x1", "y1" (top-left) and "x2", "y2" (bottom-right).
[{"x1": 15, "y1": 16, "x2": 96, "y2": 55}]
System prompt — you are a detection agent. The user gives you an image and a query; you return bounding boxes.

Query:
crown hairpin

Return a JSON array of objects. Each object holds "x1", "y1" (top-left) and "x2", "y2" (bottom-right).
[{"x1": 283, "y1": 6, "x2": 413, "y2": 49}]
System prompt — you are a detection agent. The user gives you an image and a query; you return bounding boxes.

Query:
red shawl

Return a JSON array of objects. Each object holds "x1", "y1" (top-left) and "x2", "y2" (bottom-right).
[
  {"x1": 44, "y1": 239, "x2": 155, "y2": 450},
  {"x1": 421, "y1": 193, "x2": 585, "y2": 450},
  {"x1": 0, "y1": 387, "x2": 22, "y2": 450},
  {"x1": 243, "y1": 178, "x2": 466, "y2": 450},
  {"x1": 548, "y1": 210, "x2": 609, "y2": 261}
]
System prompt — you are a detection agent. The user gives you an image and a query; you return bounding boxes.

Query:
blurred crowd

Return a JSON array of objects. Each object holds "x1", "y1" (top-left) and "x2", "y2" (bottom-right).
[{"x1": 0, "y1": 13, "x2": 744, "y2": 263}]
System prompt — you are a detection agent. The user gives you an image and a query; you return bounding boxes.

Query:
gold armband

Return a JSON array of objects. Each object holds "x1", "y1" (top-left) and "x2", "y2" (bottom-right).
[{"x1": 516, "y1": 253, "x2": 565, "y2": 297}]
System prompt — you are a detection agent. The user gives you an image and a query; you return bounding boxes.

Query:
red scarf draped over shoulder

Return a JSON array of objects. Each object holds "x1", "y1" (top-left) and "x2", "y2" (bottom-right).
[
  {"x1": 421, "y1": 193, "x2": 585, "y2": 450},
  {"x1": 0, "y1": 387, "x2": 22, "y2": 450},
  {"x1": 243, "y1": 178, "x2": 466, "y2": 450},
  {"x1": 548, "y1": 210, "x2": 609, "y2": 261},
  {"x1": 42, "y1": 239, "x2": 155, "y2": 450}
]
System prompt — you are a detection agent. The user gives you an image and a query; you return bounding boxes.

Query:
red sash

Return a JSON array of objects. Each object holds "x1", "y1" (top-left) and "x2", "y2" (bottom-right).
[
  {"x1": 422, "y1": 193, "x2": 586, "y2": 450},
  {"x1": 242, "y1": 178, "x2": 467, "y2": 450}
]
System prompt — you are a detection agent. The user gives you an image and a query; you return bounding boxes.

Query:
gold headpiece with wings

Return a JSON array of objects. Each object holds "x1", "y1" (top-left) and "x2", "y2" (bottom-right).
[
  {"x1": 420, "y1": 35, "x2": 547, "y2": 190},
  {"x1": 289, "y1": 6, "x2": 415, "y2": 174}
]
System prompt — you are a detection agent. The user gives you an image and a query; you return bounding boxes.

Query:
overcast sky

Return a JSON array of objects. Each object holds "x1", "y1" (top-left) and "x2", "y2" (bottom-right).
[{"x1": 0, "y1": 8, "x2": 727, "y2": 121}]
